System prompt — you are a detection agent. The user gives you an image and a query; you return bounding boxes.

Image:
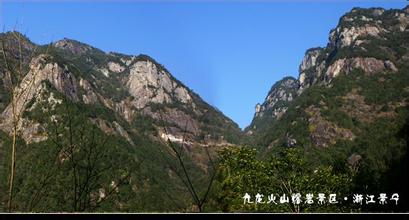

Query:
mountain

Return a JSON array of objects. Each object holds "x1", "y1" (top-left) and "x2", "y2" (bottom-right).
[
  {"x1": 245, "y1": 6, "x2": 409, "y2": 211},
  {"x1": 247, "y1": 6, "x2": 409, "y2": 142},
  {"x1": 1, "y1": 5, "x2": 409, "y2": 213},
  {"x1": 0, "y1": 35, "x2": 241, "y2": 145},
  {"x1": 246, "y1": 76, "x2": 298, "y2": 135},
  {"x1": 0, "y1": 31, "x2": 241, "y2": 212}
]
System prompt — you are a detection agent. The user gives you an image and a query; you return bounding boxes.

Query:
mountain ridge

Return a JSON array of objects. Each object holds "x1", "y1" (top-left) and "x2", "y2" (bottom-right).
[
  {"x1": 246, "y1": 5, "x2": 408, "y2": 135},
  {"x1": 0, "y1": 30, "x2": 242, "y2": 211},
  {"x1": 0, "y1": 5, "x2": 408, "y2": 212},
  {"x1": 0, "y1": 31, "x2": 242, "y2": 144}
]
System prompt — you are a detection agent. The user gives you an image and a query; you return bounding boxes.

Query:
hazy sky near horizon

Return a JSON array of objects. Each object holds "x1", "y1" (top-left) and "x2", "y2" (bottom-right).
[{"x1": 1, "y1": 1, "x2": 407, "y2": 129}]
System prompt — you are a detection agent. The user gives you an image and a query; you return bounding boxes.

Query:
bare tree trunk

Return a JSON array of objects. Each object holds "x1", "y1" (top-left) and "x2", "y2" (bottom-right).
[
  {"x1": 3, "y1": 35, "x2": 20, "y2": 212},
  {"x1": 158, "y1": 113, "x2": 218, "y2": 212},
  {"x1": 2, "y1": 31, "x2": 42, "y2": 212},
  {"x1": 7, "y1": 114, "x2": 17, "y2": 212}
]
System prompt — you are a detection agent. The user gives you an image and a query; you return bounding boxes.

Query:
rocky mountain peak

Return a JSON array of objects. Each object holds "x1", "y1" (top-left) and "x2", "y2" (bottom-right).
[
  {"x1": 247, "y1": 6, "x2": 408, "y2": 135},
  {"x1": 0, "y1": 53, "x2": 80, "y2": 143},
  {"x1": 1, "y1": 33, "x2": 241, "y2": 146},
  {"x1": 262, "y1": 77, "x2": 297, "y2": 106},
  {"x1": 263, "y1": 76, "x2": 298, "y2": 113},
  {"x1": 0, "y1": 31, "x2": 35, "y2": 49},
  {"x1": 329, "y1": 6, "x2": 408, "y2": 49},
  {"x1": 246, "y1": 76, "x2": 298, "y2": 132},
  {"x1": 299, "y1": 48, "x2": 322, "y2": 73},
  {"x1": 53, "y1": 38, "x2": 104, "y2": 56},
  {"x1": 300, "y1": 6, "x2": 407, "y2": 88},
  {"x1": 126, "y1": 58, "x2": 193, "y2": 110},
  {"x1": 0, "y1": 31, "x2": 37, "y2": 68},
  {"x1": 298, "y1": 47, "x2": 325, "y2": 92}
]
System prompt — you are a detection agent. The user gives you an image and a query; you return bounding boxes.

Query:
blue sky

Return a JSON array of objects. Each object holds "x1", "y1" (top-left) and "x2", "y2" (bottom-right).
[{"x1": 1, "y1": 1, "x2": 407, "y2": 129}]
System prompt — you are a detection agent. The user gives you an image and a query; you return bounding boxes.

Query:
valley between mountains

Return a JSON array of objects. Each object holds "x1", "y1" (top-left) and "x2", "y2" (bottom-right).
[{"x1": 0, "y1": 6, "x2": 408, "y2": 213}]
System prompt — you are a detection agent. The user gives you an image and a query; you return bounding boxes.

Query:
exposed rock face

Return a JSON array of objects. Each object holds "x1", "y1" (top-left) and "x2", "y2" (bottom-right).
[
  {"x1": 114, "y1": 100, "x2": 135, "y2": 123},
  {"x1": 329, "y1": 25, "x2": 384, "y2": 49},
  {"x1": 0, "y1": 33, "x2": 240, "y2": 146},
  {"x1": 97, "y1": 67, "x2": 110, "y2": 77},
  {"x1": 53, "y1": 39, "x2": 93, "y2": 55},
  {"x1": 395, "y1": 11, "x2": 409, "y2": 31},
  {"x1": 160, "y1": 132, "x2": 186, "y2": 144},
  {"x1": 306, "y1": 106, "x2": 355, "y2": 148},
  {"x1": 247, "y1": 6, "x2": 409, "y2": 150},
  {"x1": 255, "y1": 104, "x2": 262, "y2": 116},
  {"x1": 296, "y1": 7, "x2": 407, "y2": 92},
  {"x1": 330, "y1": 7, "x2": 408, "y2": 48},
  {"x1": 79, "y1": 78, "x2": 99, "y2": 105},
  {"x1": 300, "y1": 48, "x2": 322, "y2": 74},
  {"x1": 372, "y1": 9, "x2": 385, "y2": 17},
  {"x1": 121, "y1": 56, "x2": 135, "y2": 66},
  {"x1": 246, "y1": 77, "x2": 298, "y2": 132},
  {"x1": 47, "y1": 64, "x2": 79, "y2": 102},
  {"x1": 144, "y1": 107, "x2": 200, "y2": 135},
  {"x1": 96, "y1": 61, "x2": 125, "y2": 77},
  {"x1": 19, "y1": 120, "x2": 47, "y2": 143},
  {"x1": 341, "y1": 88, "x2": 400, "y2": 124},
  {"x1": 295, "y1": 7, "x2": 406, "y2": 92},
  {"x1": 1, "y1": 55, "x2": 47, "y2": 123},
  {"x1": 264, "y1": 77, "x2": 297, "y2": 109},
  {"x1": 126, "y1": 60, "x2": 193, "y2": 109},
  {"x1": 113, "y1": 121, "x2": 135, "y2": 145},
  {"x1": 108, "y1": 62, "x2": 125, "y2": 73},
  {"x1": 0, "y1": 31, "x2": 36, "y2": 68},
  {"x1": 113, "y1": 56, "x2": 238, "y2": 143},
  {"x1": 298, "y1": 48, "x2": 325, "y2": 92},
  {"x1": 324, "y1": 58, "x2": 397, "y2": 82},
  {"x1": 0, "y1": 54, "x2": 79, "y2": 143}
]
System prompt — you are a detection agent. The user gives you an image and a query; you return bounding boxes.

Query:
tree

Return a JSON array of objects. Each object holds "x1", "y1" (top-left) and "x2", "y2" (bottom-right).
[
  {"x1": 16, "y1": 97, "x2": 139, "y2": 212},
  {"x1": 157, "y1": 113, "x2": 218, "y2": 212},
  {"x1": 0, "y1": 31, "x2": 46, "y2": 212},
  {"x1": 0, "y1": 50, "x2": 142, "y2": 211},
  {"x1": 217, "y1": 146, "x2": 356, "y2": 213}
]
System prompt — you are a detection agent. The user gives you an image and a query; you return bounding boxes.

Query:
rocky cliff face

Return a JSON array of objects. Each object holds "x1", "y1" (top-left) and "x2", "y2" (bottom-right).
[
  {"x1": 298, "y1": 47, "x2": 325, "y2": 92},
  {"x1": 307, "y1": 6, "x2": 407, "y2": 85},
  {"x1": 0, "y1": 6, "x2": 408, "y2": 212},
  {"x1": 126, "y1": 59, "x2": 193, "y2": 109},
  {"x1": 246, "y1": 6, "x2": 409, "y2": 138},
  {"x1": 246, "y1": 77, "x2": 298, "y2": 134},
  {"x1": 0, "y1": 54, "x2": 80, "y2": 143},
  {"x1": 0, "y1": 31, "x2": 243, "y2": 211},
  {"x1": 0, "y1": 31, "x2": 241, "y2": 154},
  {"x1": 244, "y1": 8, "x2": 409, "y2": 211},
  {"x1": 53, "y1": 38, "x2": 95, "y2": 56}
]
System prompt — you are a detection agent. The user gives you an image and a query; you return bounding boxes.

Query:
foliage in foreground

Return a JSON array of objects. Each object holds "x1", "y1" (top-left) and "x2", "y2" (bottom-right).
[{"x1": 217, "y1": 146, "x2": 358, "y2": 213}]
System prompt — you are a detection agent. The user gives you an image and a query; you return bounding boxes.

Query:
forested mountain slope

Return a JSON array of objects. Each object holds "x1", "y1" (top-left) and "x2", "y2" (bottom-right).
[{"x1": 0, "y1": 31, "x2": 241, "y2": 212}]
